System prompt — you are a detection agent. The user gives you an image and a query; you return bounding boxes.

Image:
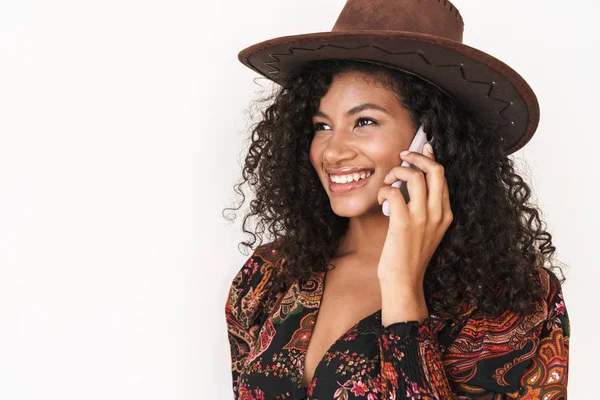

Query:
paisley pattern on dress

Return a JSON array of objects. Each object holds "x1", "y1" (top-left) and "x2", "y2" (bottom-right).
[
  {"x1": 283, "y1": 311, "x2": 316, "y2": 352},
  {"x1": 226, "y1": 243, "x2": 570, "y2": 399},
  {"x1": 247, "y1": 319, "x2": 276, "y2": 364},
  {"x1": 271, "y1": 276, "x2": 322, "y2": 324},
  {"x1": 519, "y1": 328, "x2": 569, "y2": 399}
]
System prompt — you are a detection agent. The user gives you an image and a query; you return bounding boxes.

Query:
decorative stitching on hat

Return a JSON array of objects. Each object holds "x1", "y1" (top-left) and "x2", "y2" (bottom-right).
[
  {"x1": 438, "y1": 0, "x2": 464, "y2": 25},
  {"x1": 263, "y1": 44, "x2": 513, "y2": 130}
]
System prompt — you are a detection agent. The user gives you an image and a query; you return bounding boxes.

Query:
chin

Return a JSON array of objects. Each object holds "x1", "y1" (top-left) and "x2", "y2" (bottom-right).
[{"x1": 329, "y1": 198, "x2": 379, "y2": 218}]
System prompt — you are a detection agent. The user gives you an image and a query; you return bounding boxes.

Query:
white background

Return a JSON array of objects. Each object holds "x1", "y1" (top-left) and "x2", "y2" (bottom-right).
[{"x1": 1, "y1": 0, "x2": 598, "y2": 398}]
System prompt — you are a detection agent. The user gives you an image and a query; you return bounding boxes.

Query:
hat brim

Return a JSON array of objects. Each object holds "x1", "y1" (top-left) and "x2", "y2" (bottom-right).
[{"x1": 238, "y1": 31, "x2": 539, "y2": 155}]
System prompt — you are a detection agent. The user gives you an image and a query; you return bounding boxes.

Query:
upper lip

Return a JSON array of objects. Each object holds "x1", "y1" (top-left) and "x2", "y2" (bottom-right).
[{"x1": 325, "y1": 167, "x2": 374, "y2": 175}]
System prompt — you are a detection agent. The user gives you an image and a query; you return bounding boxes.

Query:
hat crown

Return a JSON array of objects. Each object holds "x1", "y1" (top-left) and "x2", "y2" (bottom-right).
[{"x1": 332, "y1": 0, "x2": 464, "y2": 43}]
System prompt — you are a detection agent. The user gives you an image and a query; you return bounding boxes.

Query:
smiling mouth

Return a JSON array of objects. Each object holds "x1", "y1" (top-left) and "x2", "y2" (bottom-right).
[
  {"x1": 327, "y1": 169, "x2": 374, "y2": 184},
  {"x1": 327, "y1": 170, "x2": 374, "y2": 193}
]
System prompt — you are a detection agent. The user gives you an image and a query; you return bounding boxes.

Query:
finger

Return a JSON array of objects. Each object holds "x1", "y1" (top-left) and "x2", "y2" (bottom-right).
[
  {"x1": 400, "y1": 149, "x2": 446, "y2": 220},
  {"x1": 441, "y1": 180, "x2": 453, "y2": 223},
  {"x1": 378, "y1": 185, "x2": 410, "y2": 227},
  {"x1": 398, "y1": 145, "x2": 437, "y2": 173},
  {"x1": 426, "y1": 165, "x2": 446, "y2": 223},
  {"x1": 399, "y1": 149, "x2": 443, "y2": 203},
  {"x1": 424, "y1": 143, "x2": 436, "y2": 161},
  {"x1": 382, "y1": 165, "x2": 427, "y2": 218},
  {"x1": 422, "y1": 145, "x2": 449, "y2": 222}
]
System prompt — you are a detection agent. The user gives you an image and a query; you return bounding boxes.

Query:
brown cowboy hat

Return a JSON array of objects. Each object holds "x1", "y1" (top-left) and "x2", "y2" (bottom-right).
[{"x1": 237, "y1": 0, "x2": 540, "y2": 155}]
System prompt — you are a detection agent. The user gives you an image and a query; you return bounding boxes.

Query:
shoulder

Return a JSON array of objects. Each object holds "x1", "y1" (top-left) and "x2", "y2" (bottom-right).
[
  {"x1": 457, "y1": 265, "x2": 566, "y2": 333},
  {"x1": 229, "y1": 240, "x2": 284, "y2": 292},
  {"x1": 535, "y1": 265, "x2": 566, "y2": 308},
  {"x1": 225, "y1": 241, "x2": 284, "y2": 328},
  {"x1": 534, "y1": 265, "x2": 569, "y2": 337},
  {"x1": 442, "y1": 265, "x2": 569, "y2": 393},
  {"x1": 454, "y1": 265, "x2": 566, "y2": 323}
]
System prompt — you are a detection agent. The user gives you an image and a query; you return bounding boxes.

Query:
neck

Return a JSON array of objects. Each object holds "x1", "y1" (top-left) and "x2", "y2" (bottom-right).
[{"x1": 335, "y1": 206, "x2": 389, "y2": 263}]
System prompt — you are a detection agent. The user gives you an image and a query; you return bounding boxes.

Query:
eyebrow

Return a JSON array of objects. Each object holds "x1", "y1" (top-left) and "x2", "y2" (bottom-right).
[{"x1": 313, "y1": 103, "x2": 390, "y2": 119}]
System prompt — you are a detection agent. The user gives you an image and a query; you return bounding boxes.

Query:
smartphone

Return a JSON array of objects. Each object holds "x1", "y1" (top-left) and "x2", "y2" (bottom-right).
[{"x1": 382, "y1": 124, "x2": 433, "y2": 216}]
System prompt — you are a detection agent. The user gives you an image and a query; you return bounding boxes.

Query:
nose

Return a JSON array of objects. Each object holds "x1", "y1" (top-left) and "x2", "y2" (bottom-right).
[{"x1": 320, "y1": 129, "x2": 358, "y2": 165}]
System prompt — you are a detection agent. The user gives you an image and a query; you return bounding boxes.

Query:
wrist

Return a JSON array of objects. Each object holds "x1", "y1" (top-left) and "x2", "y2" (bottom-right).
[
  {"x1": 381, "y1": 304, "x2": 429, "y2": 327},
  {"x1": 379, "y1": 280, "x2": 429, "y2": 326}
]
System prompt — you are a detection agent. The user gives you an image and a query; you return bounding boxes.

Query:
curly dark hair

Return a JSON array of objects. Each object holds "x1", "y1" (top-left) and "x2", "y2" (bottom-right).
[{"x1": 223, "y1": 59, "x2": 566, "y2": 319}]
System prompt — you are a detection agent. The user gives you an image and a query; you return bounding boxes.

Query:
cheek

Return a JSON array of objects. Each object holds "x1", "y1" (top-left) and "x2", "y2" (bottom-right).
[
  {"x1": 377, "y1": 131, "x2": 410, "y2": 156},
  {"x1": 365, "y1": 151, "x2": 405, "y2": 180},
  {"x1": 363, "y1": 139, "x2": 401, "y2": 166}
]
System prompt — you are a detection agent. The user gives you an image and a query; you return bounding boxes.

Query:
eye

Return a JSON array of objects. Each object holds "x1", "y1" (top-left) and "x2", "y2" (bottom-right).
[
  {"x1": 356, "y1": 117, "x2": 376, "y2": 127},
  {"x1": 312, "y1": 117, "x2": 376, "y2": 132},
  {"x1": 313, "y1": 122, "x2": 330, "y2": 132}
]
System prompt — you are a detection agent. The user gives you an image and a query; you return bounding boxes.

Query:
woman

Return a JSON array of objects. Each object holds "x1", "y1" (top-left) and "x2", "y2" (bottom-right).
[{"x1": 224, "y1": 0, "x2": 569, "y2": 399}]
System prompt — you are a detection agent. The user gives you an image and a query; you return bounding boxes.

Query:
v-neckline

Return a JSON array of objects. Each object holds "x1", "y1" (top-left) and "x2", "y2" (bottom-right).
[{"x1": 299, "y1": 270, "x2": 382, "y2": 390}]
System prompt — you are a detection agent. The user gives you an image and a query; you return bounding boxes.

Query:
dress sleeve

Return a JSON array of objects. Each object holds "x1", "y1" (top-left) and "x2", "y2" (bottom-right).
[
  {"x1": 375, "y1": 268, "x2": 570, "y2": 399},
  {"x1": 376, "y1": 317, "x2": 455, "y2": 399},
  {"x1": 224, "y1": 245, "x2": 279, "y2": 398},
  {"x1": 512, "y1": 270, "x2": 569, "y2": 398}
]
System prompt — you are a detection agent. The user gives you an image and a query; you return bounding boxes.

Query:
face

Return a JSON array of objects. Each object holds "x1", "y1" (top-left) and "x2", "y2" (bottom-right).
[{"x1": 309, "y1": 71, "x2": 417, "y2": 217}]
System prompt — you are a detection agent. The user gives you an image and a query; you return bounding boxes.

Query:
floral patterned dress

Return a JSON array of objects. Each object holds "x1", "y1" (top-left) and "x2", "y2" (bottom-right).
[{"x1": 225, "y1": 243, "x2": 569, "y2": 399}]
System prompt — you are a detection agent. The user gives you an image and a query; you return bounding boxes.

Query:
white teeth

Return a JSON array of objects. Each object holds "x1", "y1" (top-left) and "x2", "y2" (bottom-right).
[{"x1": 329, "y1": 171, "x2": 372, "y2": 184}]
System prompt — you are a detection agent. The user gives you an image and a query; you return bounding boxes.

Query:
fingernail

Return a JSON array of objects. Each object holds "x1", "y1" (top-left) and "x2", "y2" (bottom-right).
[
  {"x1": 400, "y1": 150, "x2": 410, "y2": 156},
  {"x1": 424, "y1": 143, "x2": 433, "y2": 153}
]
